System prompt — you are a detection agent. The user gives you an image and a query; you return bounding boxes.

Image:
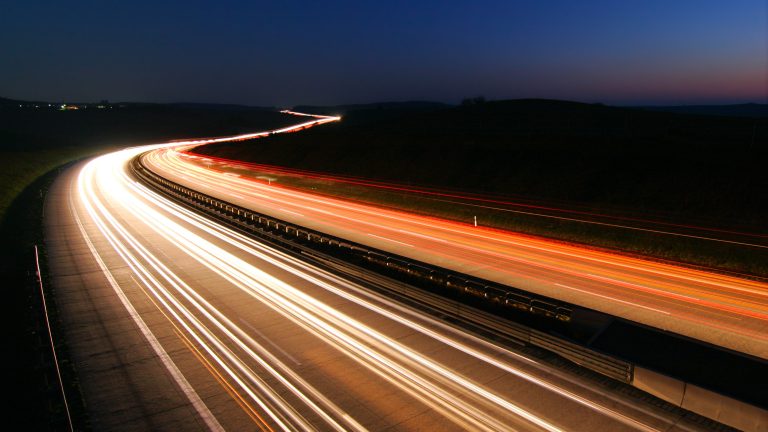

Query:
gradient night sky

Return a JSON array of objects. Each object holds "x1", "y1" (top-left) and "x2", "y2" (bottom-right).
[{"x1": 2, "y1": 0, "x2": 766, "y2": 106}]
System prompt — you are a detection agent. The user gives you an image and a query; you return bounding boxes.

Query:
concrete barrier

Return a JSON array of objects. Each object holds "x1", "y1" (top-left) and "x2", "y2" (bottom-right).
[
  {"x1": 634, "y1": 366, "x2": 767, "y2": 432},
  {"x1": 682, "y1": 384, "x2": 768, "y2": 432},
  {"x1": 633, "y1": 367, "x2": 685, "y2": 406}
]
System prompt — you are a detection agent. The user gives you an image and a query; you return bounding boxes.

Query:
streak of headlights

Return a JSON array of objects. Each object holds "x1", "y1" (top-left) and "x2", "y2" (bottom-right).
[
  {"x1": 69, "y1": 137, "x2": 678, "y2": 431},
  {"x1": 76, "y1": 148, "x2": 574, "y2": 431},
  {"x1": 128, "y1": 159, "x2": 666, "y2": 432}
]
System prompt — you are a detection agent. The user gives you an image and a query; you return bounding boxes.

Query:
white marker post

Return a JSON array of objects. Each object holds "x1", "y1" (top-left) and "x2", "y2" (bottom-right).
[{"x1": 474, "y1": 216, "x2": 477, "y2": 227}]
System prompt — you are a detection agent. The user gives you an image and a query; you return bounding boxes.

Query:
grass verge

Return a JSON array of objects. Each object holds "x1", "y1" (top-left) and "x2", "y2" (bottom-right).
[
  {"x1": 0, "y1": 146, "x2": 113, "y2": 220},
  {"x1": 1, "y1": 147, "x2": 112, "y2": 431}
]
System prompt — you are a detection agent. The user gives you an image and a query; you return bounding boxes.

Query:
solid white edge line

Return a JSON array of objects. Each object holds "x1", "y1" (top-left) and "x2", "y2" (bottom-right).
[
  {"x1": 71, "y1": 193, "x2": 226, "y2": 432},
  {"x1": 367, "y1": 233, "x2": 413, "y2": 247}
]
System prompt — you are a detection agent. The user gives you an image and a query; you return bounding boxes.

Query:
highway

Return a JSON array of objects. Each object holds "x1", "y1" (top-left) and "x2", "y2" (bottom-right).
[
  {"x1": 179, "y1": 153, "x2": 768, "y2": 251},
  {"x1": 142, "y1": 142, "x2": 768, "y2": 361},
  {"x1": 43, "y1": 117, "x2": 719, "y2": 430}
]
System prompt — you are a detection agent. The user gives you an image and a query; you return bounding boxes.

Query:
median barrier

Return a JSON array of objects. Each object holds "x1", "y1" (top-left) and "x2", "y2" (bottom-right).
[{"x1": 681, "y1": 384, "x2": 768, "y2": 432}]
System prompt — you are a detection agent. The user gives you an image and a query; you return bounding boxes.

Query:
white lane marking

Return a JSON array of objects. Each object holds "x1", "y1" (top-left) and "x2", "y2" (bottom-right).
[
  {"x1": 555, "y1": 283, "x2": 671, "y2": 315},
  {"x1": 229, "y1": 193, "x2": 245, "y2": 199},
  {"x1": 71, "y1": 199, "x2": 225, "y2": 432},
  {"x1": 398, "y1": 229, "x2": 449, "y2": 243},
  {"x1": 367, "y1": 233, "x2": 414, "y2": 247},
  {"x1": 238, "y1": 318, "x2": 303, "y2": 366},
  {"x1": 278, "y1": 208, "x2": 305, "y2": 217},
  {"x1": 586, "y1": 273, "x2": 704, "y2": 302}
]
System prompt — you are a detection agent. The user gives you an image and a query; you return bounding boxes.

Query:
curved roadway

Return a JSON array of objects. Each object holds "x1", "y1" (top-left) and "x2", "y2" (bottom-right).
[{"x1": 43, "y1": 118, "x2": 721, "y2": 430}]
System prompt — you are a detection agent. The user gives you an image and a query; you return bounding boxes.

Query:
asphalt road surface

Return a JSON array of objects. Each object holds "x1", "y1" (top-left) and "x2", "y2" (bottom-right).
[{"x1": 44, "y1": 131, "x2": 724, "y2": 430}]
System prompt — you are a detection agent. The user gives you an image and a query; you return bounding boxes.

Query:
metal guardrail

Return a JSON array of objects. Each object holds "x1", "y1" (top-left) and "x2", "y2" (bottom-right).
[
  {"x1": 130, "y1": 154, "x2": 634, "y2": 383},
  {"x1": 529, "y1": 331, "x2": 632, "y2": 382}
]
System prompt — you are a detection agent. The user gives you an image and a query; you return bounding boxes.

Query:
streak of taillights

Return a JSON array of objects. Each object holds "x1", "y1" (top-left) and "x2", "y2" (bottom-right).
[{"x1": 147, "y1": 148, "x2": 768, "y2": 320}]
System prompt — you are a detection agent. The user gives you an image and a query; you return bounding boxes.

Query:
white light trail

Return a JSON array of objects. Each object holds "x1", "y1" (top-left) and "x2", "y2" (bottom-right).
[{"x1": 65, "y1": 116, "x2": 687, "y2": 431}]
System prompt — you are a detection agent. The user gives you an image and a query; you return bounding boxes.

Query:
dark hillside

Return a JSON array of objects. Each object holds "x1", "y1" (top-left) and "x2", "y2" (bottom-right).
[
  {"x1": 195, "y1": 99, "x2": 768, "y2": 229},
  {"x1": 0, "y1": 104, "x2": 294, "y2": 151},
  {"x1": 292, "y1": 100, "x2": 451, "y2": 116},
  {"x1": 0, "y1": 100, "x2": 296, "y2": 430},
  {"x1": 638, "y1": 103, "x2": 768, "y2": 118}
]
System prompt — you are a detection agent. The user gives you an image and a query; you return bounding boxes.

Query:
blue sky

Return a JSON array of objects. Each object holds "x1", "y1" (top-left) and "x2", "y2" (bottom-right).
[{"x1": 1, "y1": 0, "x2": 765, "y2": 105}]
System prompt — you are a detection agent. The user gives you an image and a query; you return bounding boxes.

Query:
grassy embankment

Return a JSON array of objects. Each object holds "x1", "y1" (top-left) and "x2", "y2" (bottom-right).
[
  {"x1": 0, "y1": 104, "x2": 294, "y2": 219},
  {"x1": 0, "y1": 103, "x2": 296, "y2": 430},
  {"x1": 194, "y1": 100, "x2": 768, "y2": 277},
  {"x1": 0, "y1": 146, "x2": 107, "y2": 219}
]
